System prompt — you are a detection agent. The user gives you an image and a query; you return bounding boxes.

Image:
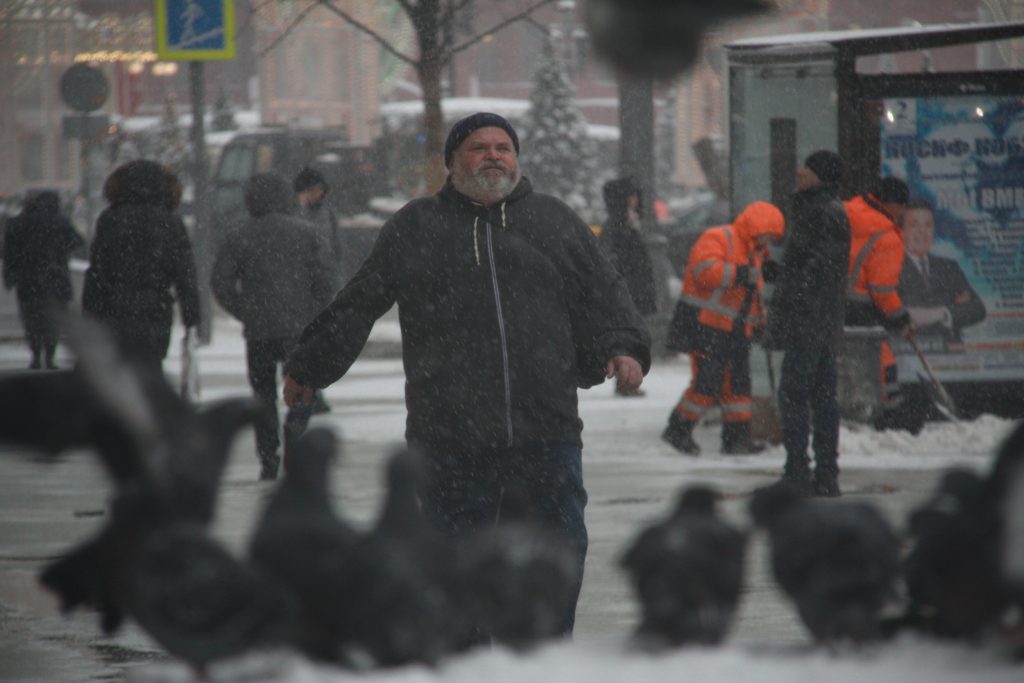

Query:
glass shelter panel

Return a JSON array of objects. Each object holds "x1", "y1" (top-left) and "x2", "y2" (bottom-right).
[{"x1": 730, "y1": 61, "x2": 838, "y2": 212}]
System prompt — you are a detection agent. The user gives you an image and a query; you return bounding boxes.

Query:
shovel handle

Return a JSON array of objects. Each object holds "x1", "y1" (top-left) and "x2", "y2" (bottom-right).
[{"x1": 907, "y1": 333, "x2": 957, "y2": 418}]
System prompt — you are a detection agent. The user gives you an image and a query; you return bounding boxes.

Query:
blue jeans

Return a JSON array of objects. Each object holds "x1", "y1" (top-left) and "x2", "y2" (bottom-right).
[
  {"x1": 416, "y1": 441, "x2": 589, "y2": 634},
  {"x1": 777, "y1": 345, "x2": 840, "y2": 475}
]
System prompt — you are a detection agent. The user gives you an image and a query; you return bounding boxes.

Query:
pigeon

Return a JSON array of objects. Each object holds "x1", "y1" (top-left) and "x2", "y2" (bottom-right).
[
  {"x1": 988, "y1": 420, "x2": 1024, "y2": 604},
  {"x1": 585, "y1": 0, "x2": 772, "y2": 79},
  {"x1": 900, "y1": 467, "x2": 1008, "y2": 640},
  {"x1": 619, "y1": 485, "x2": 746, "y2": 648},
  {"x1": 3, "y1": 314, "x2": 278, "y2": 671},
  {"x1": 248, "y1": 427, "x2": 361, "y2": 664},
  {"x1": 460, "y1": 483, "x2": 581, "y2": 651},
  {"x1": 750, "y1": 481, "x2": 902, "y2": 645},
  {"x1": 344, "y1": 446, "x2": 475, "y2": 667}
]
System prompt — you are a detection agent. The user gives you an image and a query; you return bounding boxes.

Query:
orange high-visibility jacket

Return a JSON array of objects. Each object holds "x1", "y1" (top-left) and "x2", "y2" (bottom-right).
[
  {"x1": 843, "y1": 194, "x2": 907, "y2": 325},
  {"x1": 680, "y1": 201, "x2": 784, "y2": 338}
]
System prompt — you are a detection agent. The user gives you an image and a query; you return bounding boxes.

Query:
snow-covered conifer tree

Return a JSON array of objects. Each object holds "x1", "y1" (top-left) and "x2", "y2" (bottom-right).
[{"x1": 522, "y1": 36, "x2": 600, "y2": 214}]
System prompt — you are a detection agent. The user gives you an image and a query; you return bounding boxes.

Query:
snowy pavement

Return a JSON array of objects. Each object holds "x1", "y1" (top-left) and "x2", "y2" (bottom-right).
[{"x1": 0, "y1": 315, "x2": 1020, "y2": 682}]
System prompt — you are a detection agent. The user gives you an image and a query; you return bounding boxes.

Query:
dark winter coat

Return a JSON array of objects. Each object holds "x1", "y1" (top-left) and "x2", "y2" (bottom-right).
[
  {"x1": 3, "y1": 192, "x2": 83, "y2": 307},
  {"x1": 82, "y1": 203, "x2": 200, "y2": 360},
  {"x1": 211, "y1": 212, "x2": 336, "y2": 340},
  {"x1": 599, "y1": 180, "x2": 657, "y2": 315},
  {"x1": 766, "y1": 183, "x2": 851, "y2": 350},
  {"x1": 285, "y1": 176, "x2": 651, "y2": 449}
]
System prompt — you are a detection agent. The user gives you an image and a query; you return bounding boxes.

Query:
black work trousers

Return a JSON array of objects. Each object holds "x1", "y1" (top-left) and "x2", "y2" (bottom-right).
[{"x1": 777, "y1": 343, "x2": 840, "y2": 474}]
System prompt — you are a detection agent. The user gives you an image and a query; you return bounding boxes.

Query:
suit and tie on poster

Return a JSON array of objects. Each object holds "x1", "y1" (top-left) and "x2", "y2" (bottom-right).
[{"x1": 880, "y1": 95, "x2": 1023, "y2": 389}]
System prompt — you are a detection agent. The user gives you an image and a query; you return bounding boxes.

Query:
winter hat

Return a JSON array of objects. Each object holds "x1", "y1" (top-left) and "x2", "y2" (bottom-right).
[
  {"x1": 874, "y1": 176, "x2": 910, "y2": 205},
  {"x1": 294, "y1": 166, "x2": 328, "y2": 194},
  {"x1": 803, "y1": 150, "x2": 843, "y2": 184},
  {"x1": 443, "y1": 112, "x2": 520, "y2": 167}
]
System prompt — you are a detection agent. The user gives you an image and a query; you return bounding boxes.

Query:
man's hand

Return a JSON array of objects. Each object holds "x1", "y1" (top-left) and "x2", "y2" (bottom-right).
[
  {"x1": 283, "y1": 374, "x2": 314, "y2": 408},
  {"x1": 606, "y1": 356, "x2": 643, "y2": 392}
]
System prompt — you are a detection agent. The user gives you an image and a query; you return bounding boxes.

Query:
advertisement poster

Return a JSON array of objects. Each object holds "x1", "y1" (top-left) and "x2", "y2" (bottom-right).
[{"x1": 880, "y1": 95, "x2": 1024, "y2": 383}]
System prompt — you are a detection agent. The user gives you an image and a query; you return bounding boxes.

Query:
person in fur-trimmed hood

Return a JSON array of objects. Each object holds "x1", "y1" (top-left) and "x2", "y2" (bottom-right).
[{"x1": 283, "y1": 112, "x2": 651, "y2": 638}]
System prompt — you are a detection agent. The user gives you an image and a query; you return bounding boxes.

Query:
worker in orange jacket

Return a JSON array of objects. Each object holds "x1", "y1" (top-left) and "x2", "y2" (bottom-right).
[
  {"x1": 662, "y1": 201, "x2": 785, "y2": 455},
  {"x1": 843, "y1": 177, "x2": 913, "y2": 420}
]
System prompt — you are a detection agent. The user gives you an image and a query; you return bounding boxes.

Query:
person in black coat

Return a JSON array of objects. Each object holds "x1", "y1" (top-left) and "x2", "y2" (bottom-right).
[
  {"x1": 898, "y1": 200, "x2": 986, "y2": 344},
  {"x1": 2, "y1": 191, "x2": 84, "y2": 369},
  {"x1": 82, "y1": 160, "x2": 199, "y2": 372},
  {"x1": 765, "y1": 150, "x2": 851, "y2": 497},
  {"x1": 211, "y1": 171, "x2": 335, "y2": 480},
  {"x1": 600, "y1": 177, "x2": 657, "y2": 398},
  {"x1": 282, "y1": 113, "x2": 651, "y2": 634}
]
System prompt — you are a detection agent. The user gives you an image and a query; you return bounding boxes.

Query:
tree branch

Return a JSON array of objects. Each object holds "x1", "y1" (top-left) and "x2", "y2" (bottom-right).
[
  {"x1": 256, "y1": 0, "x2": 321, "y2": 58},
  {"x1": 449, "y1": 0, "x2": 557, "y2": 56},
  {"x1": 318, "y1": 0, "x2": 418, "y2": 66}
]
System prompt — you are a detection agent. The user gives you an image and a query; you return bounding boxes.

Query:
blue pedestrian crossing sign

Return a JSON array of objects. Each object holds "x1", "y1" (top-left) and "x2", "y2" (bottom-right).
[{"x1": 155, "y1": 0, "x2": 236, "y2": 60}]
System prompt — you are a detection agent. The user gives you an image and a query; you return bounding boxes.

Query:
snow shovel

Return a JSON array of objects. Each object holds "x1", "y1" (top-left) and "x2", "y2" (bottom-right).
[
  {"x1": 907, "y1": 334, "x2": 957, "y2": 421},
  {"x1": 180, "y1": 327, "x2": 200, "y2": 403}
]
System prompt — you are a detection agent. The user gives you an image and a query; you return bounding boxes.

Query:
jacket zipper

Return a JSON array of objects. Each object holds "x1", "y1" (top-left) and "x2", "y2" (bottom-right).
[{"x1": 484, "y1": 221, "x2": 514, "y2": 446}]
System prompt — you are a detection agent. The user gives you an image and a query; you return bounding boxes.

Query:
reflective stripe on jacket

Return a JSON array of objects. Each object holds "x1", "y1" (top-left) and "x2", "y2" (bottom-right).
[
  {"x1": 681, "y1": 225, "x2": 763, "y2": 337},
  {"x1": 843, "y1": 194, "x2": 907, "y2": 324}
]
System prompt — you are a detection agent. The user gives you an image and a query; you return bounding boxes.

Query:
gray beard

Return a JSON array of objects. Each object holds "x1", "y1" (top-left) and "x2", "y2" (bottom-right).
[{"x1": 453, "y1": 167, "x2": 521, "y2": 204}]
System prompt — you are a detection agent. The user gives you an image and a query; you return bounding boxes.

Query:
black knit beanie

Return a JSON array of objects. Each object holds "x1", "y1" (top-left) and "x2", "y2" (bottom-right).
[
  {"x1": 804, "y1": 150, "x2": 844, "y2": 184},
  {"x1": 875, "y1": 176, "x2": 910, "y2": 205},
  {"x1": 443, "y1": 112, "x2": 520, "y2": 167}
]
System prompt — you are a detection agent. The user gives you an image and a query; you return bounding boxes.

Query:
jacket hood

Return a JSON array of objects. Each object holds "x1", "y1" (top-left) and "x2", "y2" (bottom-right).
[
  {"x1": 245, "y1": 171, "x2": 295, "y2": 218},
  {"x1": 846, "y1": 194, "x2": 897, "y2": 238},
  {"x1": 24, "y1": 191, "x2": 61, "y2": 216},
  {"x1": 602, "y1": 177, "x2": 640, "y2": 222},
  {"x1": 733, "y1": 201, "x2": 784, "y2": 245},
  {"x1": 103, "y1": 160, "x2": 171, "y2": 207}
]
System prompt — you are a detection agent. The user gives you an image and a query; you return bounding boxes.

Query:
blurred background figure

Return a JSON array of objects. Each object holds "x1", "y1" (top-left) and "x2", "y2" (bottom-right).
[
  {"x1": 294, "y1": 166, "x2": 347, "y2": 292},
  {"x1": 212, "y1": 171, "x2": 336, "y2": 480},
  {"x1": 2, "y1": 191, "x2": 84, "y2": 369},
  {"x1": 82, "y1": 160, "x2": 200, "y2": 374},
  {"x1": 600, "y1": 177, "x2": 657, "y2": 397}
]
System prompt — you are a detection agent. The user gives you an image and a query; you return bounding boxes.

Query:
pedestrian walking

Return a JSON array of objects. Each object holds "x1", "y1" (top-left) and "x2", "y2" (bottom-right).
[
  {"x1": 2, "y1": 191, "x2": 84, "y2": 369},
  {"x1": 294, "y1": 166, "x2": 348, "y2": 291},
  {"x1": 212, "y1": 171, "x2": 336, "y2": 481},
  {"x1": 662, "y1": 201, "x2": 784, "y2": 456},
  {"x1": 81, "y1": 160, "x2": 199, "y2": 373},
  {"x1": 764, "y1": 150, "x2": 851, "y2": 497},
  {"x1": 282, "y1": 112, "x2": 651, "y2": 635},
  {"x1": 599, "y1": 177, "x2": 657, "y2": 398}
]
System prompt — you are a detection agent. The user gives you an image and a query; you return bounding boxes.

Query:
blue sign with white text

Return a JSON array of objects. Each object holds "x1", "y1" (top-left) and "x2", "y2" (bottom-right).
[{"x1": 156, "y1": 0, "x2": 235, "y2": 60}]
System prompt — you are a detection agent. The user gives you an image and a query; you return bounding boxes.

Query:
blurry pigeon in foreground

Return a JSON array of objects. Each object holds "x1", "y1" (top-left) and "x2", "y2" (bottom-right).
[
  {"x1": 750, "y1": 482, "x2": 901, "y2": 645},
  {"x1": 899, "y1": 467, "x2": 1008, "y2": 640},
  {"x1": 460, "y1": 483, "x2": 581, "y2": 651},
  {"x1": 248, "y1": 427, "x2": 361, "y2": 664},
  {"x1": 620, "y1": 485, "x2": 746, "y2": 648},
  {"x1": 345, "y1": 446, "x2": 475, "y2": 667},
  {"x1": 19, "y1": 315, "x2": 264, "y2": 659},
  {"x1": 585, "y1": 0, "x2": 773, "y2": 79},
  {"x1": 988, "y1": 421, "x2": 1024, "y2": 604}
]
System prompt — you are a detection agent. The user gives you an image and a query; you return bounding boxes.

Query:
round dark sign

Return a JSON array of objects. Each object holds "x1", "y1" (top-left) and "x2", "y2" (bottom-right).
[{"x1": 60, "y1": 63, "x2": 110, "y2": 112}]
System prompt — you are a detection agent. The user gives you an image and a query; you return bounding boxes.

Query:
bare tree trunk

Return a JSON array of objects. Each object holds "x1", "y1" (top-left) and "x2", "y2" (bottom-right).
[{"x1": 418, "y1": 56, "x2": 447, "y2": 194}]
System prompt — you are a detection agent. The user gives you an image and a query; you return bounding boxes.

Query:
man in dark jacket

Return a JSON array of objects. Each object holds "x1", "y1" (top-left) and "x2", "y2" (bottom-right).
[
  {"x1": 294, "y1": 166, "x2": 348, "y2": 291},
  {"x1": 283, "y1": 112, "x2": 651, "y2": 634},
  {"x1": 765, "y1": 150, "x2": 851, "y2": 497},
  {"x1": 212, "y1": 172, "x2": 335, "y2": 480}
]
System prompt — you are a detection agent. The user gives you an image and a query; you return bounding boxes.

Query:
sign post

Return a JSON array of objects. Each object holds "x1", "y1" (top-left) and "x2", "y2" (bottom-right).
[{"x1": 155, "y1": 0, "x2": 236, "y2": 343}]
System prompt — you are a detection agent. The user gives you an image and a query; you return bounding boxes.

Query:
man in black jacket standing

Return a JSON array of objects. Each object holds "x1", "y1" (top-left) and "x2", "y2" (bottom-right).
[
  {"x1": 283, "y1": 112, "x2": 651, "y2": 634},
  {"x1": 765, "y1": 150, "x2": 851, "y2": 497},
  {"x1": 212, "y1": 172, "x2": 335, "y2": 480}
]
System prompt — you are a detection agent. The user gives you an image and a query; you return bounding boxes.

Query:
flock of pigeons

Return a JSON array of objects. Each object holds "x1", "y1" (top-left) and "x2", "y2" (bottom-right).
[{"x1": 1, "y1": 315, "x2": 1023, "y2": 678}]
